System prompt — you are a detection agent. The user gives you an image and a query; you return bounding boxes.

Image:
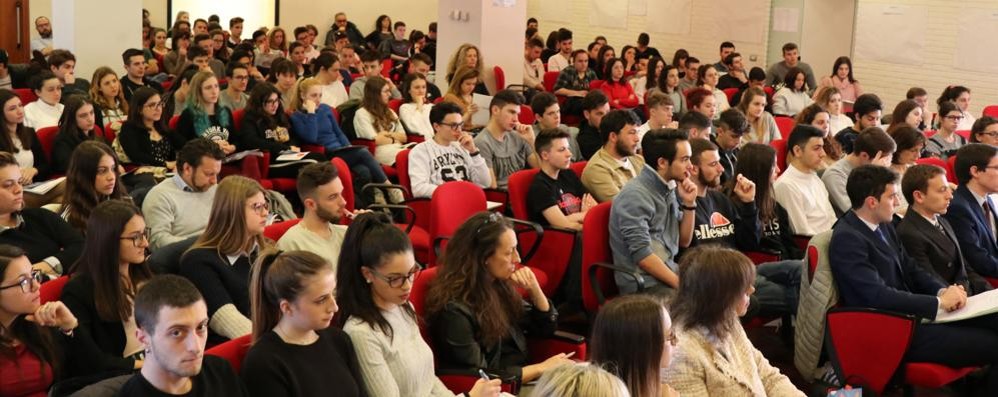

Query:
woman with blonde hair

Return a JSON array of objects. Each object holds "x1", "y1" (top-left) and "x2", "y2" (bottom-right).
[
  {"x1": 354, "y1": 76, "x2": 407, "y2": 165},
  {"x1": 89, "y1": 66, "x2": 128, "y2": 132},
  {"x1": 179, "y1": 175, "x2": 271, "y2": 343},
  {"x1": 814, "y1": 86, "x2": 852, "y2": 134},
  {"x1": 176, "y1": 70, "x2": 237, "y2": 155},
  {"x1": 530, "y1": 363, "x2": 630, "y2": 397},
  {"x1": 445, "y1": 43, "x2": 488, "y2": 95},
  {"x1": 443, "y1": 67, "x2": 483, "y2": 130},
  {"x1": 736, "y1": 87, "x2": 779, "y2": 145}
]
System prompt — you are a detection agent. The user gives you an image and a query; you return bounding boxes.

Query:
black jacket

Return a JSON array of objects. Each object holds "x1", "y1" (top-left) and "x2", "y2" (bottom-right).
[
  {"x1": 898, "y1": 211, "x2": 992, "y2": 295},
  {"x1": 60, "y1": 274, "x2": 137, "y2": 377},
  {"x1": 117, "y1": 122, "x2": 186, "y2": 167}
]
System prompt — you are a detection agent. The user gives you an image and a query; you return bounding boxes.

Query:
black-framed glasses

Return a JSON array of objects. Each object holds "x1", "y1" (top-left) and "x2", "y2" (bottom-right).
[
  {"x1": 368, "y1": 266, "x2": 420, "y2": 288},
  {"x1": 945, "y1": 115, "x2": 964, "y2": 121},
  {"x1": 120, "y1": 228, "x2": 151, "y2": 247},
  {"x1": 0, "y1": 269, "x2": 43, "y2": 293},
  {"x1": 438, "y1": 122, "x2": 464, "y2": 130},
  {"x1": 977, "y1": 131, "x2": 998, "y2": 139}
]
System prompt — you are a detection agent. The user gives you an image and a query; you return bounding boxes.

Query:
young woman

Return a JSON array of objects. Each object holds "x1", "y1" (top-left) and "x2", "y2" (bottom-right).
[
  {"x1": 150, "y1": 28, "x2": 169, "y2": 65},
  {"x1": 425, "y1": 212, "x2": 572, "y2": 386},
  {"x1": 696, "y1": 64, "x2": 729, "y2": 116},
  {"x1": 180, "y1": 176, "x2": 270, "y2": 343},
  {"x1": 242, "y1": 249, "x2": 367, "y2": 397},
  {"x1": 337, "y1": 213, "x2": 500, "y2": 397},
  {"x1": 772, "y1": 67, "x2": 812, "y2": 116},
  {"x1": 177, "y1": 71, "x2": 236, "y2": 155},
  {"x1": 600, "y1": 58, "x2": 639, "y2": 111},
  {"x1": 971, "y1": 116, "x2": 998, "y2": 146},
  {"x1": 814, "y1": 86, "x2": 851, "y2": 135},
  {"x1": 313, "y1": 52, "x2": 349, "y2": 109},
  {"x1": 671, "y1": 49, "x2": 689, "y2": 78},
  {"x1": 621, "y1": 45, "x2": 637, "y2": 73},
  {"x1": 288, "y1": 41, "x2": 310, "y2": 78},
  {"x1": 889, "y1": 125, "x2": 927, "y2": 214},
  {"x1": 399, "y1": 73, "x2": 434, "y2": 140},
  {"x1": 22, "y1": 71, "x2": 63, "y2": 130},
  {"x1": 51, "y1": 95, "x2": 106, "y2": 174},
  {"x1": 445, "y1": 44, "x2": 488, "y2": 95},
  {"x1": 240, "y1": 83, "x2": 324, "y2": 178},
  {"x1": 210, "y1": 30, "x2": 230, "y2": 64},
  {"x1": 937, "y1": 85, "x2": 975, "y2": 131},
  {"x1": 60, "y1": 200, "x2": 151, "y2": 377},
  {"x1": 729, "y1": 143, "x2": 803, "y2": 260},
  {"x1": 118, "y1": 87, "x2": 185, "y2": 172},
  {"x1": 443, "y1": 67, "x2": 483, "y2": 130},
  {"x1": 736, "y1": 87, "x2": 779, "y2": 145},
  {"x1": 531, "y1": 363, "x2": 630, "y2": 397},
  {"x1": 925, "y1": 101, "x2": 967, "y2": 160},
  {"x1": 89, "y1": 66, "x2": 128, "y2": 132},
  {"x1": 0, "y1": 244, "x2": 81, "y2": 396},
  {"x1": 589, "y1": 294, "x2": 678, "y2": 397},
  {"x1": 634, "y1": 57, "x2": 663, "y2": 106},
  {"x1": 164, "y1": 31, "x2": 191, "y2": 76},
  {"x1": 652, "y1": 64, "x2": 688, "y2": 117},
  {"x1": 663, "y1": 246, "x2": 804, "y2": 396},
  {"x1": 595, "y1": 45, "x2": 616, "y2": 81},
  {"x1": 162, "y1": 66, "x2": 198, "y2": 118},
  {"x1": 814, "y1": 56, "x2": 863, "y2": 102},
  {"x1": 0, "y1": 89, "x2": 49, "y2": 190},
  {"x1": 886, "y1": 99, "x2": 923, "y2": 135},
  {"x1": 356, "y1": 77, "x2": 408, "y2": 166},
  {"x1": 365, "y1": 15, "x2": 393, "y2": 51},
  {"x1": 795, "y1": 103, "x2": 840, "y2": 168},
  {"x1": 60, "y1": 141, "x2": 130, "y2": 232},
  {"x1": 269, "y1": 27, "x2": 289, "y2": 57}
]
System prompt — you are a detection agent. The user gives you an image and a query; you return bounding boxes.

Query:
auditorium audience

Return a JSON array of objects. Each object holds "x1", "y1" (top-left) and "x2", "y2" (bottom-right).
[
  {"x1": 177, "y1": 71, "x2": 236, "y2": 156},
  {"x1": 925, "y1": 101, "x2": 967, "y2": 159},
  {"x1": 350, "y1": 51, "x2": 400, "y2": 101},
  {"x1": 774, "y1": 125, "x2": 836, "y2": 236},
  {"x1": 60, "y1": 141, "x2": 129, "y2": 232},
  {"x1": 906, "y1": 87, "x2": 930, "y2": 130},
  {"x1": 822, "y1": 127, "x2": 895, "y2": 216},
  {"x1": 676, "y1": 56, "x2": 700, "y2": 93},
  {"x1": 474, "y1": 90, "x2": 537, "y2": 189},
  {"x1": 717, "y1": 52, "x2": 748, "y2": 91},
  {"x1": 408, "y1": 102, "x2": 491, "y2": 198},
  {"x1": 945, "y1": 144, "x2": 998, "y2": 277},
  {"x1": 589, "y1": 294, "x2": 678, "y2": 397},
  {"x1": 530, "y1": 93, "x2": 582, "y2": 160},
  {"x1": 581, "y1": 110, "x2": 644, "y2": 202},
  {"x1": 444, "y1": 44, "x2": 488, "y2": 95},
  {"x1": 164, "y1": 31, "x2": 192, "y2": 76},
  {"x1": 887, "y1": 126, "x2": 926, "y2": 213},
  {"x1": 679, "y1": 111, "x2": 712, "y2": 141},
  {"x1": 238, "y1": 83, "x2": 322, "y2": 178},
  {"x1": 143, "y1": 138, "x2": 222, "y2": 250},
  {"x1": 163, "y1": 66, "x2": 198, "y2": 118}
]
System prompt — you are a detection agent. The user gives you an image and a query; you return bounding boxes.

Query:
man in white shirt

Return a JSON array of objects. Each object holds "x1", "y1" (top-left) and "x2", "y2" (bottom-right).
[
  {"x1": 277, "y1": 162, "x2": 354, "y2": 270},
  {"x1": 523, "y1": 38, "x2": 545, "y2": 91},
  {"x1": 408, "y1": 102, "x2": 491, "y2": 198},
  {"x1": 636, "y1": 93, "x2": 678, "y2": 149},
  {"x1": 547, "y1": 29, "x2": 573, "y2": 72},
  {"x1": 31, "y1": 17, "x2": 53, "y2": 56},
  {"x1": 774, "y1": 124, "x2": 836, "y2": 236}
]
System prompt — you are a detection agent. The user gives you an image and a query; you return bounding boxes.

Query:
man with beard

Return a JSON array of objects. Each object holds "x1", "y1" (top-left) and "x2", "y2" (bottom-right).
[
  {"x1": 119, "y1": 275, "x2": 248, "y2": 396},
  {"x1": 581, "y1": 109, "x2": 645, "y2": 202},
  {"x1": 144, "y1": 139, "x2": 224, "y2": 251},
  {"x1": 277, "y1": 162, "x2": 360, "y2": 271},
  {"x1": 687, "y1": 138, "x2": 801, "y2": 317},
  {"x1": 32, "y1": 17, "x2": 54, "y2": 56}
]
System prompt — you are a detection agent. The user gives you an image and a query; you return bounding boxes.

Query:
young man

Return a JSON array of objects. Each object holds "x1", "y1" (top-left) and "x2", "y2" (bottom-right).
[
  {"x1": 193, "y1": 33, "x2": 226, "y2": 78},
  {"x1": 581, "y1": 109, "x2": 645, "y2": 203},
  {"x1": 31, "y1": 16, "x2": 53, "y2": 56},
  {"x1": 120, "y1": 48, "x2": 162, "y2": 101},
  {"x1": 831, "y1": 165, "x2": 998, "y2": 396},
  {"x1": 324, "y1": 12, "x2": 365, "y2": 48},
  {"x1": 822, "y1": 127, "x2": 896, "y2": 215},
  {"x1": 609, "y1": 128, "x2": 696, "y2": 295},
  {"x1": 530, "y1": 92, "x2": 581, "y2": 160},
  {"x1": 378, "y1": 21, "x2": 411, "y2": 63},
  {"x1": 339, "y1": 44, "x2": 361, "y2": 74},
  {"x1": 473, "y1": 90, "x2": 538, "y2": 189},
  {"x1": 553, "y1": 49, "x2": 596, "y2": 121},
  {"x1": 119, "y1": 275, "x2": 247, "y2": 396},
  {"x1": 731, "y1": 67, "x2": 767, "y2": 108},
  {"x1": 677, "y1": 56, "x2": 700, "y2": 93},
  {"x1": 945, "y1": 144, "x2": 998, "y2": 277},
  {"x1": 143, "y1": 139, "x2": 224, "y2": 250},
  {"x1": 349, "y1": 50, "x2": 400, "y2": 100},
  {"x1": 716, "y1": 52, "x2": 748, "y2": 91},
  {"x1": 407, "y1": 53, "x2": 441, "y2": 101},
  {"x1": 219, "y1": 63, "x2": 250, "y2": 111},
  {"x1": 547, "y1": 29, "x2": 573, "y2": 72},
  {"x1": 193, "y1": 18, "x2": 209, "y2": 35},
  {"x1": 635, "y1": 32, "x2": 661, "y2": 60},
  {"x1": 766, "y1": 42, "x2": 816, "y2": 92},
  {"x1": 187, "y1": 46, "x2": 212, "y2": 73},
  {"x1": 898, "y1": 164, "x2": 991, "y2": 295},
  {"x1": 523, "y1": 38, "x2": 546, "y2": 91},
  {"x1": 408, "y1": 102, "x2": 491, "y2": 198},
  {"x1": 227, "y1": 17, "x2": 244, "y2": 48},
  {"x1": 835, "y1": 93, "x2": 883, "y2": 155},
  {"x1": 713, "y1": 41, "x2": 736, "y2": 73},
  {"x1": 679, "y1": 111, "x2": 712, "y2": 141},
  {"x1": 291, "y1": 27, "x2": 319, "y2": 63},
  {"x1": 712, "y1": 108, "x2": 749, "y2": 184},
  {"x1": 575, "y1": 91, "x2": 609, "y2": 160},
  {"x1": 528, "y1": 128, "x2": 595, "y2": 230},
  {"x1": 773, "y1": 125, "x2": 836, "y2": 236},
  {"x1": 636, "y1": 93, "x2": 678, "y2": 149},
  {"x1": 276, "y1": 162, "x2": 354, "y2": 269},
  {"x1": 48, "y1": 50, "x2": 90, "y2": 101}
]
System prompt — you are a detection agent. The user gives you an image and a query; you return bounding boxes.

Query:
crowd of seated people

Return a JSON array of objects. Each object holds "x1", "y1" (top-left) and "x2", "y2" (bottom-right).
[{"x1": 3, "y1": 7, "x2": 998, "y2": 397}]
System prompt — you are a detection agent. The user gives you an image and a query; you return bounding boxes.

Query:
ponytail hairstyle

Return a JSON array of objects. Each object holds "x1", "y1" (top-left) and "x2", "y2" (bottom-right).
[
  {"x1": 335, "y1": 212, "x2": 415, "y2": 341},
  {"x1": 311, "y1": 51, "x2": 339, "y2": 77},
  {"x1": 249, "y1": 249, "x2": 333, "y2": 342},
  {"x1": 936, "y1": 85, "x2": 970, "y2": 108}
]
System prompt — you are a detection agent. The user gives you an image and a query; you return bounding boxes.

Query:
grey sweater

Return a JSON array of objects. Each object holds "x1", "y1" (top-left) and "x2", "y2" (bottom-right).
[{"x1": 142, "y1": 175, "x2": 217, "y2": 250}]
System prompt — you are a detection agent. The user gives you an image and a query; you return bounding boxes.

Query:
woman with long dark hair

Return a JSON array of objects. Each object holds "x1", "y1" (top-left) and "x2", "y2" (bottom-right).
[
  {"x1": 239, "y1": 83, "x2": 323, "y2": 178},
  {"x1": 696, "y1": 63, "x2": 729, "y2": 117},
  {"x1": 651, "y1": 64, "x2": 687, "y2": 117},
  {"x1": 60, "y1": 141, "x2": 130, "y2": 232},
  {"x1": 338, "y1": 213, "x2": 500, "y2": 397},
  {"x1": 814, "y1": 56, "x2": 863, "y2": 102},
  {"x1": 772, "y1": 67, "x2": 813, "y2": 117},
  {"x1": 594, "y1": 45, "x2": 616, "y2": 80},
  {"x1": 89, "y1": 66, "x2": 129, "y2": 133},
  {"x1": 671, "y1": 49, "x2": 689, "y2": 78},
  {"x1": 937, "y1": 85, "x2": 975, "y2": 131},
  {"x1": 399, "y1": 73, "x2": 434, "y2": 140},
  {"x1": 725, "y1": 143, "x2": 802, "y2": 259},
  {"x1": 600, "y1": 58, "x2": 639, "y2": 112},
  {"x1": 925, "y1": 101, "x2": 967, "y2": 159},
  {"x1": 52, "y1": 95, "x2": 106, "y2": 174},
  {"x1": 355, "y1": 76, "x2": 408, "y2": 165},
  {"x1": 0, "y1": 89, "x2": 51, "y2": 207},
  {"x1": 313, "y1": 52, "x2": 349, "y2": 109},
  {"x1": 425, "y1": 212, "x2": 571, "y2": 386},
  {"x1": 590, "y1": 294, "x2": 678, "y2": 397},
  {"x1": 365, "y1": 15, "x2": 393, "y2": 51},
  {"x1": 60, "y1": 200, "x2": 152, "y2": 377},
  {"x1": 887, "y1": 99, "x2": 923, "y2": 134},
  {"x1": 118, "y1": 87, "x2": 185, "y2": 171},
  {"x1": 22, "y1": 71, "x2": 63, "y2": 130}
]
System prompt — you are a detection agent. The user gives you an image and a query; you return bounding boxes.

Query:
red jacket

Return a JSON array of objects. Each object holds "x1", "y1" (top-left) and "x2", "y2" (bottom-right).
[{"x1": 600, "y1": 80, "x2": 639, "y2": 109}]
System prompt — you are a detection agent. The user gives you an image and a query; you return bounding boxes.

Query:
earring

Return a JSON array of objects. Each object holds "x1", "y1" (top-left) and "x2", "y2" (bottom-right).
[{"x1": 366, "y1": 279, "x2": 372, "y2": 284}]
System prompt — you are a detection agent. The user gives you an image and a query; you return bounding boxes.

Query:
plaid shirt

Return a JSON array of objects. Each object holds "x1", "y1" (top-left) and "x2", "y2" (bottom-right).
[{"x1": 554, "y1": 66, "x2": 597, "y2": 91}]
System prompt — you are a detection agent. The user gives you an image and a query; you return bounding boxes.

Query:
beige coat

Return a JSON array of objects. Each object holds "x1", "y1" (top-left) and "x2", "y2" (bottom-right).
[
  {"x1": 663, "y1": 323, "x2": 805, "y2": 397},
  {"x1": 580, "y1": 148, "x2": 645, "y2": 203}
]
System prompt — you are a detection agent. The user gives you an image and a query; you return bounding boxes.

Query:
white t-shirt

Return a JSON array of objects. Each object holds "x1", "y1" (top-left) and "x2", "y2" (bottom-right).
[
  {"x1": 399, "y1": 102, "x2": 434, "y2": 140},
  {"x1": 276, "y1": 222, "x2": 348, "y2": 272},
  {"x1": 320, "y1": 81, "x2": 349, "y2": 109},
  {"x1": 23, "y1": 100, "x2": 64, "y2": 129}
]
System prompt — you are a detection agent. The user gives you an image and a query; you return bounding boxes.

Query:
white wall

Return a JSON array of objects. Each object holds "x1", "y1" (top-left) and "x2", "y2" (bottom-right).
[
  {"x1": 27, "y1": 0, "x2": 52, "y2": 41},
  {"x1": 279, "y1": 0, "x2": 439, "y2": 45},
  {"x1": 50, "y1": 0, "x2": 142, "y2": 80},
  {"x1": 800, "y1": 0, "x2": 855, "y2": 81}
]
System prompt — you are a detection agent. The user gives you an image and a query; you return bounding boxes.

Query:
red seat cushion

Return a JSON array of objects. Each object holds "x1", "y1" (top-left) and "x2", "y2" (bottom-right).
[{"x1": 904, "y1": 363, "x2": 977, "y2": 388}]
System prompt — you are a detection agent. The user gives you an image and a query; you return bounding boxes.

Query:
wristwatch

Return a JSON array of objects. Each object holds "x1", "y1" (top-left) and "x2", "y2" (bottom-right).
[
  {"x1": 469, "y1": 151, "x2": 480, "y2": 156},
  {"x1": 681, "y1": 204, "x2": 696, "y2": 211}
]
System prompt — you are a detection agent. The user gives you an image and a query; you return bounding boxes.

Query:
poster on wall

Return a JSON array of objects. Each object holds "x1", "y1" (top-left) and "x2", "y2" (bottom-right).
[
  {"x1": 854, "y1": 3, "x2": 926, "y2": 66},
  {"x1": 954, "y1": 9, "x2": 998, "y2": 73},
  {"x1": 646, "y1": 0, "x2": 691, "y2": 35},
  {"x1": 589, "y1": 0, "x2": 628, "y2": 29},
  {"x1": 712, "y1": 0, "x2": 766, "y2": 44}
]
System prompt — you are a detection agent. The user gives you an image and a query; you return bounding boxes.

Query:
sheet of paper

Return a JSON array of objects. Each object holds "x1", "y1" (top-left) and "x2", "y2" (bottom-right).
[
  {"x1": 854, "y1": 4, "x2": 927, "y2": 66},
  {"x1": 646, "y1": 0, "x2": 691, "y2": 35},
  {"x1": 487, "y1": 201, "x2": 503, "y2": 211},
  {"x1": 472, "y1": 93, "x2": 493, "y2": 127},
  {"x1": 932, "y1": 288, "x2": 998, "y2": 324},
  {"x1": 772, "y1": 7, "x2": 799, "y2": 33},
  {"x1": 276, "y1": 152, "x2": 309, "y2": 161}
]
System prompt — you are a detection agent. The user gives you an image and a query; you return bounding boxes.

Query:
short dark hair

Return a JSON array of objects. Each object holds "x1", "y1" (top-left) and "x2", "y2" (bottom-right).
[
  {"x1": 582, "y1": 90, "x2": 609, "y2": 112},
  {"x1": 535, "y1": 128, "x2": 571, "y2": 154},
  {"x1": 890, "y1": 126, "x2": 926, "y2": 165},
  {"x1": 587, "y1": 42, "x2": 600, "y2": 52},
  {"x1": 906, "y1": 87, "x2": 927, "y2": 99},
  {"x1": 410, "y1": 53, "x2": 432, "y2": 67},
  {"x1": 723, "y1": 52, "x2": 741, "y2": 66},
  {"x1": 193, "y1": 33, "x2": 211, "y2": 44},
  {"x1": 902, "y1": 164, "x2": 946, "y2": 205},
  {"x1": 686, "y1": 56, "x2": 700, "y2": 66},
  {"x1": 229, "y1": 17, "x2": 244, "y2": 28},
  {"x1": 527, "y1": 37, "x2": 544, "y2": 49},
  {"x1": 787, "y1": 124, "x2": 825, "y2": 156},
  {"x1": 296, "y1": 161, "x2": 340, "y2": 201},
  {"x1": 558, "y1": 28, "x2": 573, "y2": 42},
  {"x1": 853, "y1": 127, "x2": 896, "y2": 159},
  {"x1": 853, "y1": 93, "x2": 883, "y2": 120},
  {"x1": 293, "y1": 26, "x2": 308, "y2": 38},
  {"x1": 0, "y1": 152, "x2": 19, "y2": 168},
  {"x1": 225, "y1": 62, "x2": 247, "y2": 78},
  {"x1": 846, "y1": 165, "x2": 898, "y2": 210},
  {"x1": 782, "y1": 42, "x2": 799, "y2": 53},
  {"x1": 134, "y1": 275, "x2": 204, "y2": 334},
  {"x1": 360, "y1": 50, "x2": 383, "y2": 63},
  {"x1": 430, "y1": 101, "x2": 462, "y2": 124},
  {"x1": 252, "y1": 29, "x2": 267, "y2": 41},
  {"x1": 690, "y1": 138, "x2": 719, "y2": 166},
  {"x1": 48, "y1": 49, "x2": 76, "y2": 68},
  {"x1": 938, "y1": 101, "x2": 960, "y2": 118},
  {"x1": 599, "y1": 109, "x2": 639, "y2": 145},
  {"x1": 530, "y1": 92, "x2": 558, "y2": 117},
  {"x1": 972, "y1": 116, "x2": 998, "y2": 143},
  {"x1": 748, "y1": 67, "x2": 766, "y2": 82},
  {"x1": 642, "y1": 128, "x2": 688, "y2": 169},
  {"x1": 527, "y1": 17, "x2": 538, "y2": 24},
  {"x1": 955, "y1": 143, "x2": 998, "y2": 185},
  {"x1": 121, "y1": 48, "x2": 145, "y2": 65},
  {"x1": 177, "y1": 138, "x2": 225, "y2": 170},
  {"x1": 720, "y1": 41, "x2": 735, "y2": 50},
  {"x1": 638, "y1": 32, "x2": 650, "y2": 46},
  {"x1": 488, "y1": 90, "x2": 523, "y2": 115},
  {"x1": 186, "y1": 45, "x2": 208, "y2": 61},
  {"x1": 268, "y1": 58, "x2": 297, "y2": 78},
  {"x1": 571, "y1": 49, "x2": 588, "y2": 62},
  {"x1": 679, "y1": 111, "x2": 711, "y2": 133},
  {"x1": 393, "y1": 21, "x2": 406, "y2": 29},
  {"x1": 717, "y1": 108, "x2": 749, "y2": 135},
  {"x1": 429, "y1": 22, "x2": 437, "y2": 32}
]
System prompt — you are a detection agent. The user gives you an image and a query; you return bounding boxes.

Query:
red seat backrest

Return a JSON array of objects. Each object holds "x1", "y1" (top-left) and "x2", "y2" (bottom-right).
[
  {"x1": 770, "y1": 139, "x2": 787, "y2": 175},
  {"x1": 723, "y1": 88, "x2": 739, "y2": 104},
  {"x1": 395, "y1": 149, "x2": 412, "y2": 194},
  {"x1": 331, "y1": 157, "x2": 355, "y2": 211},
  {"x1": 381, "y1": 59, "x2": 392, "y2": 78},
  {"x1": 570, "y1": 161, "x2": 587, "y2": 178},
  {"x1": 263, "y1": 219, "x2": 302, "y2": 241},
  {"x1": 13, "y1": 88, "x2": 38, "y2": 105},
  {"x1": 388, "y1": 99, "x2": 403, "y2": 114},
  {"x1": 507, "y1": 169, "x2": 541, "y2": 221},
  {"x1": 493, "y1": 65, "x2": 505, "y2": 91},
  {"x1": 429, "y1": 181, "x2": 486, "y2": 265},
  {"x1": 40, "y1": 276, "x2": 69, "y2": 304},
  {"x1": 581, "y1": 202, "x2": 614, "y2": 312},
  {"x1": 775, "y1": 116, "x2": 796, "y2": 140},
  {"x1": 409, "y1": 266, "x2": 438, "y2": 317},
  {"x1": 169, "y1": 115, "x2": 180, "y2": 131},
  {"x1": 590, "y1": 80, "x2": 605, "y2": 90},
  {"x1": 518, "y1": 105, "x2": 534, "y2": 125},
  {"x1": 542, "y1": 71, "x2": 560, "y2": 93},
  {"x1": 983, "y1": 105, "x2": 998, "y2": 119},
  {"x1": 232, "y1": 109, "x2": 245, "y2": 132},
  {"x1": 36, "y1": 127, "x2": 59, "y2": 162},
  {"x1": 946, "y1": 156, "x2": 957, "y2": 184},
  {"x1": 825, "y1": 309, "x2": 914, "y2": 394},
  {"x1": 205, "y1": 334, "x2": 252, "y2": 374},
  {"x1": 955, "y1": 130, "x2": 970, "y2": 141}
]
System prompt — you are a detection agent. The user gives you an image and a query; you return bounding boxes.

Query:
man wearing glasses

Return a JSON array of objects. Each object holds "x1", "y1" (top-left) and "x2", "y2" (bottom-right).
[
  {"x1": 324, "y1": 12, "x2": 365, "y2": 49},
  {"x1": 408, "y1": 102, "x2": 491, "y2": 198},
  {"x1": 219, "y1": 63, "x2": 250, "y2": 111}
]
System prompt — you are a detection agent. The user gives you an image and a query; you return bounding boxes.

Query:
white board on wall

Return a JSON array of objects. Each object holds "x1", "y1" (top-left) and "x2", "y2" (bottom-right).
[
  {"x1": 712, "y1": 0, "x2": 767, "y2": 44},
  {"x1": 854, "y1": 3, "x2": 926, "y2": 66},
  {"x1": 954, "y1": 9, "x2": 998, "y2": 73},
  {"x1": 169, "y1": 0, "x2": 276, "y2": 31},
  {"x1": 646, "y1": 0, "x2": 691, "y2": 35},
  {"x1": 589, "y1": 0, "x2": 627, "y2": 29}
]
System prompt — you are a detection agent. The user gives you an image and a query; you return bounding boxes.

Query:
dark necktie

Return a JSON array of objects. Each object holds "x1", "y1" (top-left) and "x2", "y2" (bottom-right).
[
  {"x1": 875, "y1": 226, "x2": 888, "y2": 244},
  {"x1": 985, "y1": 201, "x2": 996, "y2": 242}
]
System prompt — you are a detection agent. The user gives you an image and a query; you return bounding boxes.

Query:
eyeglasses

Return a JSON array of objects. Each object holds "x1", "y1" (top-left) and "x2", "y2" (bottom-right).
[
  {"x1": 120, "y1": 228, "x2": 151, "y2": 247},
  {"x1": 0, "y1": 270, "x2": 43, "y2": 293},
  {"x1": 945, "y1": 115, "x2": 964, "y2": 121},
  {"x1": 264, "y1": 98, "x2": 280, "y2": 105},
  {"x1": 438, "y1": 122, "x2": 464, "y2": 130},
  {"x1": 368, "y1": 266, "x2": 421, "y2": 288},
  {"x1": 249, "y1": 202, "x2": 270, "y2": 215},
  {"x1": 977, "y1": 132, "x2": 998, "y2": 139}
]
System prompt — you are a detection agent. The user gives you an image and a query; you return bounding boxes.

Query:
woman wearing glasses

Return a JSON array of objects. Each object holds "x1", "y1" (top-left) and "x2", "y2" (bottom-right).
[
  {"x1": 60, "y1": 141, "x2": 131, "y2": 233},
  {"x1": 60, "y1": 200, "x2": 152, "y2": 377},
  {"x1": 239, "y1": 83, "x2": 324, "y2": 179},
  {"x1": 589, "y1": 294, "x2": 678, "y2": 397},
  {"x1": 425, "y1": 212, "x2": 571, "y2": 390},
  {"x1": 242, "y1": 249, "x2": 366, "y2": 397},
  {"x1": 0, "y1": 245, "x2": 81, "y2": 396},
  {"x1": 180, "y1": 175, "x2": 270, "y2": 343},
  {"x1": 663, "y1": 246, "x2": 803, "y2": 396},
  {"x1": 118, "y1": 87, "x2": 185, "y2": 172},
  {"x1": 337, "y1": 213, "x2": 501, "y2": 397},
  {"x1": 925, "y1": 101, "x2": 967, "y2": 160}
]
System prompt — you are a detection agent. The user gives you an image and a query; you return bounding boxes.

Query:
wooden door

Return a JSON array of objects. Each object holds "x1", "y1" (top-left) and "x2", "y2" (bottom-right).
[{"x1": 0, "y1": 0, "x2": 31, "y2": 63}]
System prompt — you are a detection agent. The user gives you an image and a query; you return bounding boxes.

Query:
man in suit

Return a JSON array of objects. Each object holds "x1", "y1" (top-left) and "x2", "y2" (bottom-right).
[
  {"x1": 945, "y1": 143, "x2": 998, "y2": 277},
  {"x1": 899, "y1": 164, "x2": 992, "y2": 295},
  {"x1": 831, "y1": 164, "x2": 998, "y2": 394}
]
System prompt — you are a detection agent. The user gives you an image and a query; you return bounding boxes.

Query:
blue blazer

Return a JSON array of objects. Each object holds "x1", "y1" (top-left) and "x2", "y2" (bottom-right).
[
  {"x1": 944, "y1": 185, "x2": 998, "y2": 277},
  {"x1": 830, "y1": 211, "x2": 945, "y2": 320}
]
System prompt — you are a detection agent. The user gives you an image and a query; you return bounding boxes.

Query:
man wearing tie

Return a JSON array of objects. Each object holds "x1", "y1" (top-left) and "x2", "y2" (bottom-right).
[
  {"x1": 830, "y1": 165, "x2": 998, "y2": 395},
  {"x1": 898, "y1": 164, "x2": 992, "y2": 295},
  {"x1": 945, "y1": 144, "x2": 998, "y2": 277}
]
